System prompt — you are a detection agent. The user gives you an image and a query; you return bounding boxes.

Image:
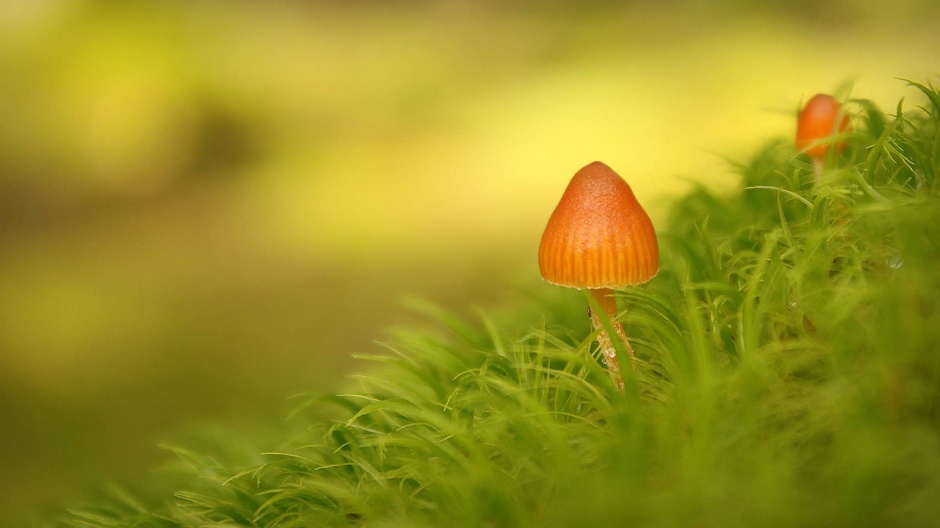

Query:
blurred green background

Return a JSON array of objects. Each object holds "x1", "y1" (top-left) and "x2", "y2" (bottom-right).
[{"x1": 1, "y1": 0, "x2": 937, "y2": 524}]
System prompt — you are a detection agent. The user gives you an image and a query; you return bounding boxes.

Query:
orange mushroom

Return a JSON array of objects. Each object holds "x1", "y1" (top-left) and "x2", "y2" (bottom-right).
[
  {"x1": 538, "y1": 161, "x2": 659, "y2": 390},
  {"x1": 796, "y1": 93, "x2": 850, "y2": 175}
]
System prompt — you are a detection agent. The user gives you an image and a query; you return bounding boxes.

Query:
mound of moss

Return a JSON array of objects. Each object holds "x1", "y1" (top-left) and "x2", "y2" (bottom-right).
[{"x1": 57, "y1": 81, "x2": 939, "y2": 527}]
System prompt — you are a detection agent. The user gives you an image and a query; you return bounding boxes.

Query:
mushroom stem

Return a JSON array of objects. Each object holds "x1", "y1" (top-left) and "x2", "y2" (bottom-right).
[
  {"x1": 812, "y1": 157, "x2": 824, "y2": 179},
  {"x1": 589, "y1": 288, "x2": 634, "y2": 391}
]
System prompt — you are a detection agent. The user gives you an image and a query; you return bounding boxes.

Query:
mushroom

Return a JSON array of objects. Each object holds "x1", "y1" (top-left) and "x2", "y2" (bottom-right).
[
  {"x1": 538, "y1": 161, "x2": 659, "y2": 390},
  {"x1": 796, "y1": 93, "x2": 850, "y2": 176}
]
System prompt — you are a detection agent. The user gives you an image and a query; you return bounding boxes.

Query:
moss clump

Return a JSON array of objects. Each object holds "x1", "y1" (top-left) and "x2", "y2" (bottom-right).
[{"x1": 56, "y1": 80, "x2": 940, "y2": 527}]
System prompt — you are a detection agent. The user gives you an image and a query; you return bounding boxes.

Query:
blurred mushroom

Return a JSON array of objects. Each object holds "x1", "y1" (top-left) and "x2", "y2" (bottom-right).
[
  {"x1": 538, "y1": 161, "x2": 659, "y2": 390},
  {"x1": 796, "y1": 93, "x2": 851, "y2": 176}
]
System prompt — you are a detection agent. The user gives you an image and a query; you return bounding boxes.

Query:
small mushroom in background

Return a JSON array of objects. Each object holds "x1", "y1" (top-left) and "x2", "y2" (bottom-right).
[
  {"x1": 796, "y1": 93, "x2": 851, "y2": 176},
  {"x1": 538, "y1": 161, "x2": 660, "y2": 391}
]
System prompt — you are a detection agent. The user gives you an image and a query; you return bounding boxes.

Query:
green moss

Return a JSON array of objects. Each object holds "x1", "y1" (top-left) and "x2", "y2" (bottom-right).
[{"x1": 52, "y1": 80, "x2": 940, "y2": 527}]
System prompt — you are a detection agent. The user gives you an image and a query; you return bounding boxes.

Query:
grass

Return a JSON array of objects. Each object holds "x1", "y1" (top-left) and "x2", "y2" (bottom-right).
[{"x1": 51, "y1": 79, "x2": 940, "y2": 527}]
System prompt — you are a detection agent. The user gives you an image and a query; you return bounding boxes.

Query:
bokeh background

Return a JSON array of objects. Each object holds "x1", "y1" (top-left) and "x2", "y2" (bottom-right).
[{"x1": 1, "y1": 0, "x2": 937, "y2": 524}]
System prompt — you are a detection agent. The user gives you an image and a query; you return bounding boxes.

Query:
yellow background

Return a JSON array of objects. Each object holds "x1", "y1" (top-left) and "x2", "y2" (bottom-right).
[{"x1": 1, "y1": 1, "x2": 937, "y2": 523}]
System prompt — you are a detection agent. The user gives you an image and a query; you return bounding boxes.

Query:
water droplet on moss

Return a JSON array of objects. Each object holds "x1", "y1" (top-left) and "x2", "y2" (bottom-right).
[{"x1": 886, "y1": 252, "x2": 903, "y2": 269}]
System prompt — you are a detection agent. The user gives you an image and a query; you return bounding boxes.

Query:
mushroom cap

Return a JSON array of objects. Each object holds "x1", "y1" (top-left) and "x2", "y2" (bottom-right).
[
  {"x1": 538, "y1": 161, "x2": 659, "y2": 289},
  {"x1": 796, "y1": 93, "x2": 850, "y2": 159}
]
